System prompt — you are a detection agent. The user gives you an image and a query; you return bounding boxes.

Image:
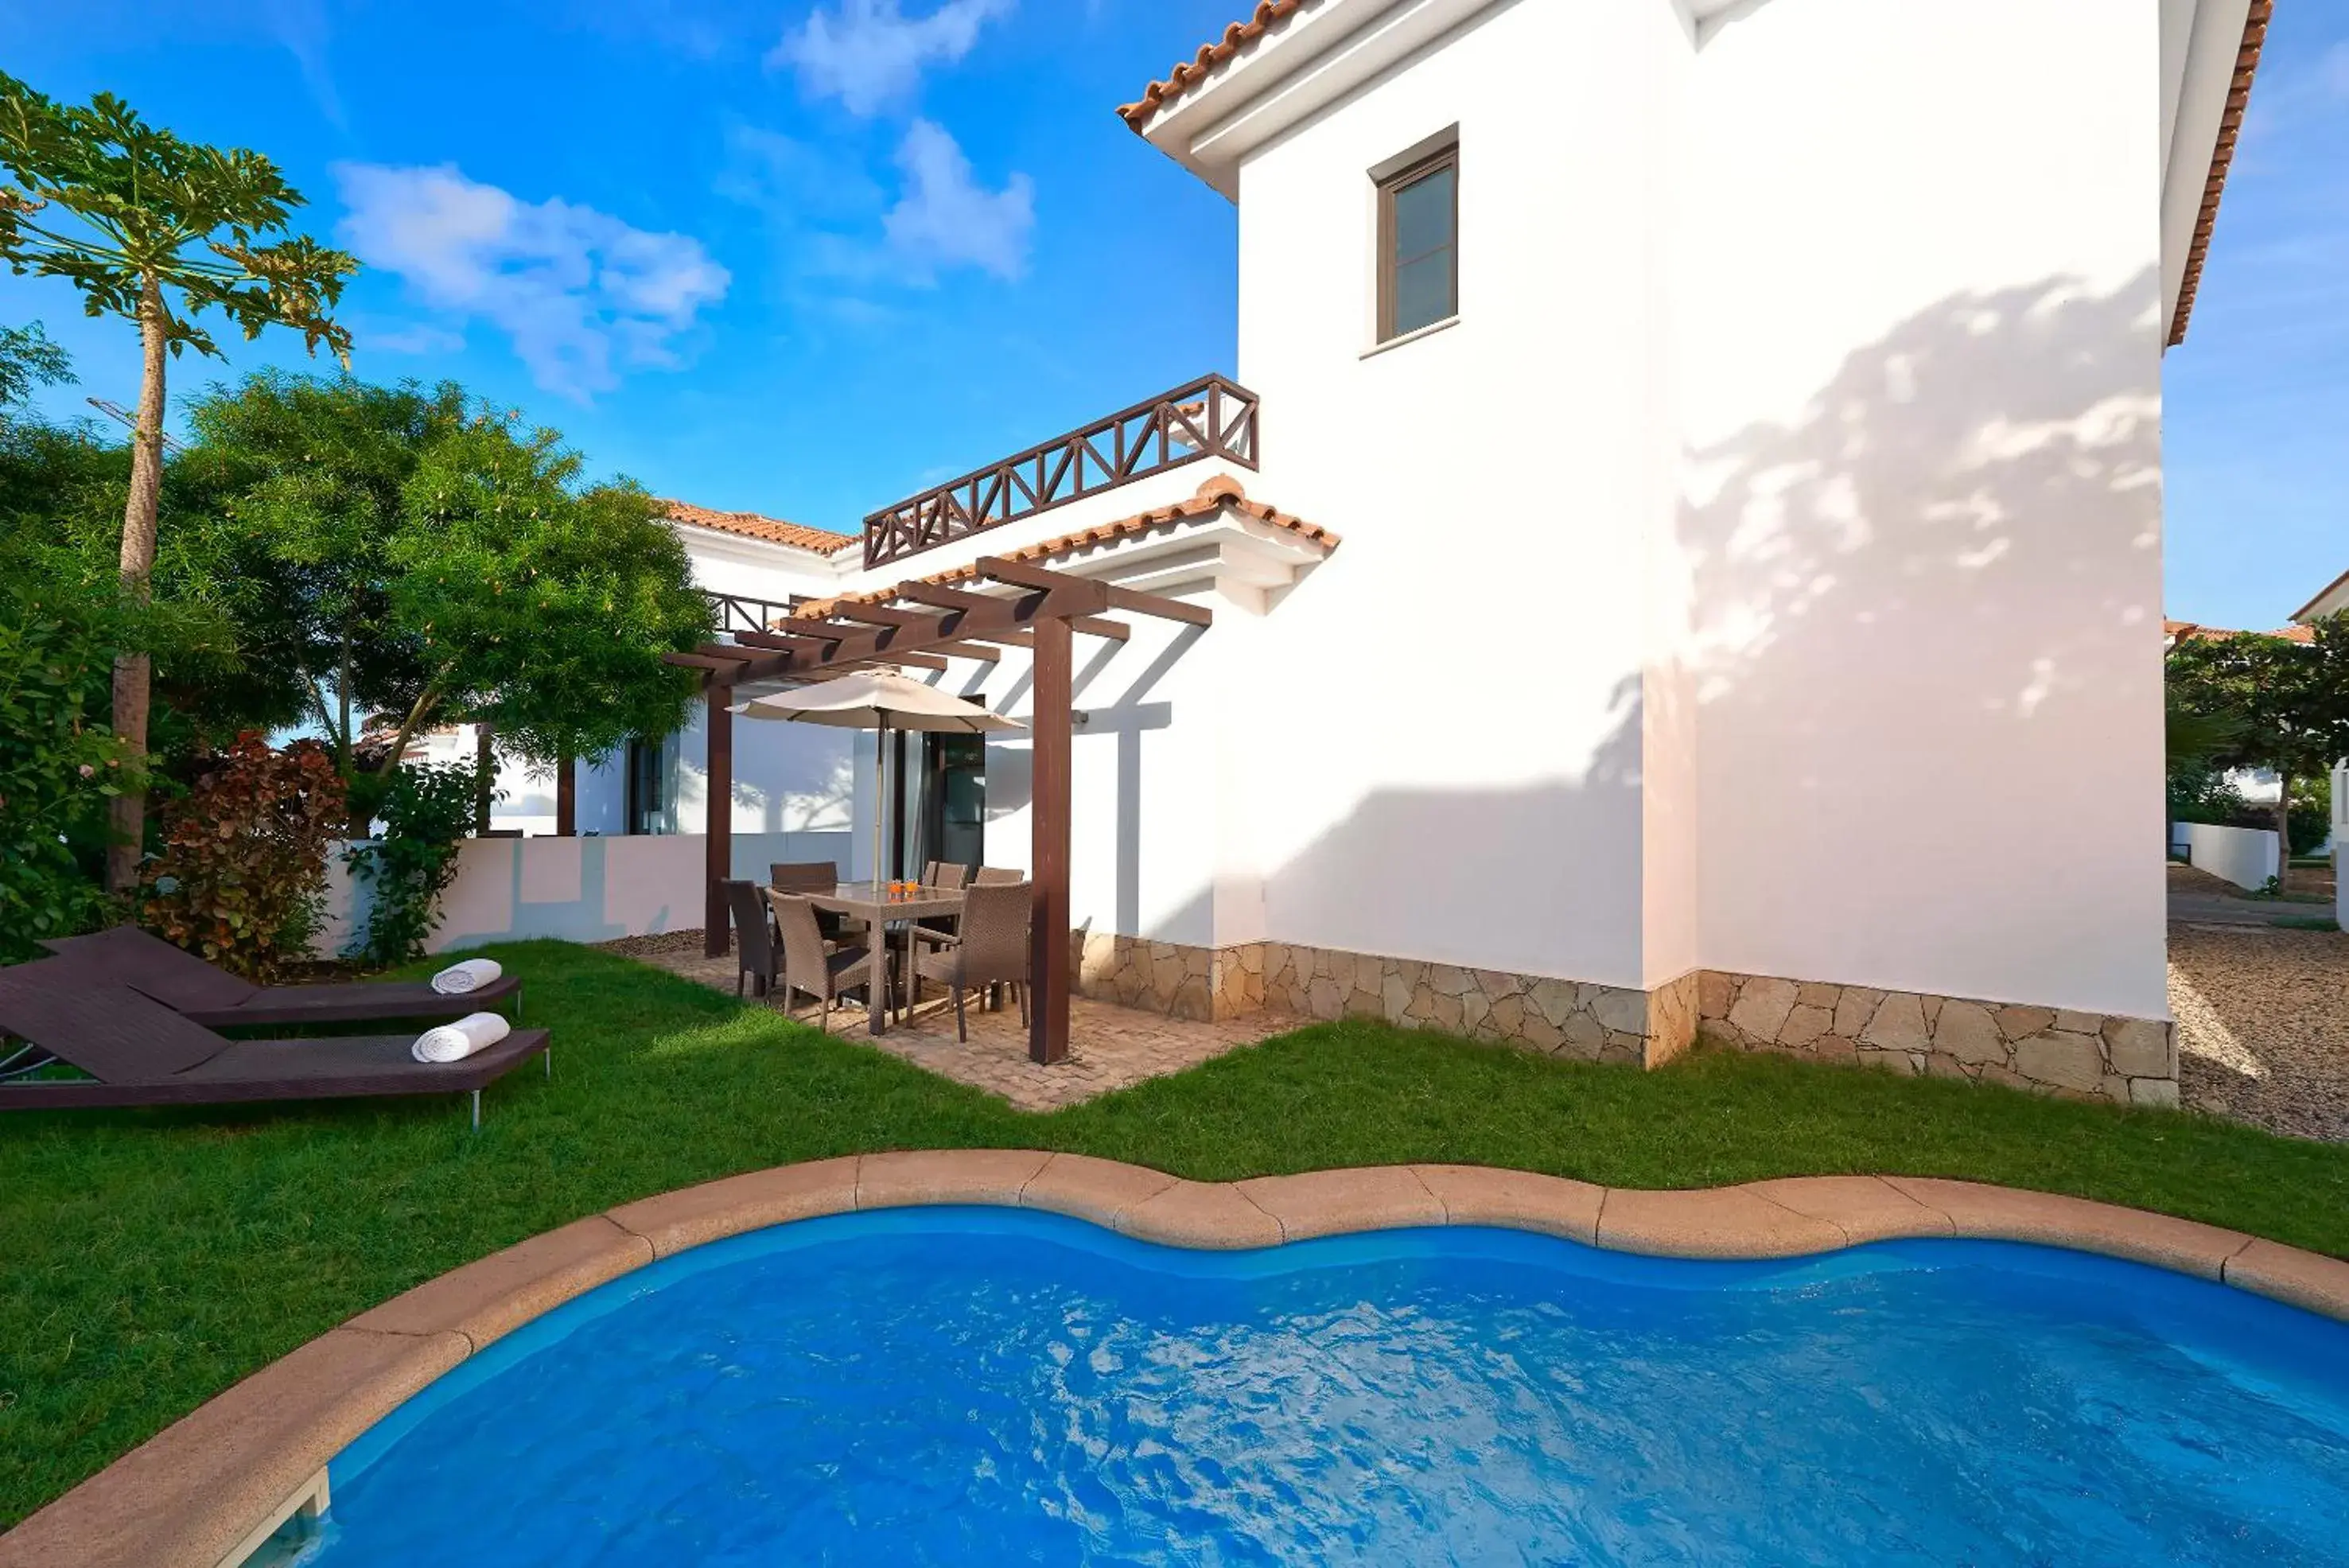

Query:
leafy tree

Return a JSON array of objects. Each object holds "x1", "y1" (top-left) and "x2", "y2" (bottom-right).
[
  {"x1": 173, "y1": 373, "x2": 468, "y2": 780},
  {"x1": 176, "y1": 377, "x2": 712, "y2": 821},
  {"x1": 2166, "y1": 622, "x2": 2349, "y2": 891},
  {"x1": 391, "y1": 414, "x2": 713, "y2": 795},
  {"x1": 0, "y1": 73, "x2": 356, "y2": 892},
  {"x1": 0, "y1": 319, "x2": 68, "y2": 407}
]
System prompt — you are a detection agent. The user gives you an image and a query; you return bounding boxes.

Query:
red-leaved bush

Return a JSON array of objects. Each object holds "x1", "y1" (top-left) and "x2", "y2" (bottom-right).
[{"x1": 141, "y1": 733, "x2": 348, "y2": 982}]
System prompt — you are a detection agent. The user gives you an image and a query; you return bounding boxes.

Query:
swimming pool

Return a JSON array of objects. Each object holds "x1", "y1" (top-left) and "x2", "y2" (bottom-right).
[{"x1": 311, "y1": 1208, "x2": 2349, "y2": 1565}]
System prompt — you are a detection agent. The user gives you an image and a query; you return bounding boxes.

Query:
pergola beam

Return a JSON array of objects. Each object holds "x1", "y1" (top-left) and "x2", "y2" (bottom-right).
[
  {"x1": 976, "y1": 556, "x2": 1211, "y2": 628},
  {"x1": 698, "y1": 578, "x2": 1114, "y2": 688},
  {"x1": 896, "y1": 578, "x2": 1127, "y2": 642},
  {"x1": 732, "y1": 629, "x2": 844, "y2": 656},
  {"x1": 819, "y1": 605, "x2": 935, "y2": 628}
]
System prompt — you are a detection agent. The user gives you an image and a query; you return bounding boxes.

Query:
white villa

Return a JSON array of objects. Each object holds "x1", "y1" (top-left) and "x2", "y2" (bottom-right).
[{"x1": 424, "y1": 0, "x2": 2269, "y2": 1103}]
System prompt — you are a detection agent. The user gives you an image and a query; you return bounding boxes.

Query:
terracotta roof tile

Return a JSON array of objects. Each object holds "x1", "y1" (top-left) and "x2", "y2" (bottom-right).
[
  {"x1": 1118, "y1": 2, "x2": 1310, "y2": 130},
  {"x1": 660, "y1": 499, "x2": 858, "y2": 557},
  {"x1": 786, "y1": 475, "x2": 1337, "y2": 621},
  {"x1": 2170, "y1": 0, "x2": 2270, "y2": 347},
  {"x1": 2166, "y1": 618, "x2": 2314, "y2": 645}
]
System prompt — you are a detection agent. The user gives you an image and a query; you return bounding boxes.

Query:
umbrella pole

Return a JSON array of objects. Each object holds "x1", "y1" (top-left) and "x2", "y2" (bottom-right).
[{"x1": 872, "y1": 721, "x2": 886, "y2": 891}]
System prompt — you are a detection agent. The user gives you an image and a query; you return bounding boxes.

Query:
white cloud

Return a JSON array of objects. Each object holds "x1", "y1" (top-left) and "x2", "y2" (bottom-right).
[
  {"x1": 880, "y1": 119, "x2": 1033, "y2": 282},
  {"x1": 771, "y1": 0, "x2": 1013, "y2": 117},
  {"x1": 716, "y1": 123, "x2": 885, "y2": 219},
  {"x1": 356, "y1": 319, "x2": 465, "y2": 356},
  {"x1": 333, "y1": 163, "x2": 731, "y2": 399}
]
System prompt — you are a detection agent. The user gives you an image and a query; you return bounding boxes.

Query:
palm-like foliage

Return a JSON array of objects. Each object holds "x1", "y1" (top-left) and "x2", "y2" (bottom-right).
[
  {"x1": 0, "y1": 80, "x2": 354, "y2": 362},
  {"x1": 0, "y1": 72, "x2": 357, "y2": 889}
]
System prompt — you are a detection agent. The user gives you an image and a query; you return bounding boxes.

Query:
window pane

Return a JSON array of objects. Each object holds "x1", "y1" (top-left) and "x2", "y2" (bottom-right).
[
  {"x1": 1392, "y1": 249, "x2": 1455, "y2": 335},
  {"x1": 1391, "y1": 164, "x2": 1456, "y2": 263}
]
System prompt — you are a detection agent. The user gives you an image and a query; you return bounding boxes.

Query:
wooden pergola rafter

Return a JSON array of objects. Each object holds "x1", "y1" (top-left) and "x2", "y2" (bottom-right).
[{"x1": 663, "y1": 556, "x2": 1211, "y2": 1063}]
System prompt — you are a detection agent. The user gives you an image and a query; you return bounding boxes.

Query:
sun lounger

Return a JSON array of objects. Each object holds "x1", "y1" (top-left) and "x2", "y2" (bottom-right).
[
  {"x1": 0, "y1": 975, "x2": 549, "y2": 1127},
  {"x1": 36, "y1": 925, "x2": 523, "y2": 1028}
]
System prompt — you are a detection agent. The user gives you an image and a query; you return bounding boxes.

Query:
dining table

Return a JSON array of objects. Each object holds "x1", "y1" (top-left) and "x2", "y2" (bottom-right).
[{"x1": 799, "y1": 881, "x2": 966, "y2": 1035}]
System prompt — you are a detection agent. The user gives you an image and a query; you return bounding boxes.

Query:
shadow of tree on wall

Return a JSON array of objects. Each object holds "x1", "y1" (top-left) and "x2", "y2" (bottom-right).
[
  {"x1": 1674, "y1": 268, "x2": 2166, "y2": 1007},
  {"x1": 1234, "y1": 270, "x2": 2167, "y2": 1015}
]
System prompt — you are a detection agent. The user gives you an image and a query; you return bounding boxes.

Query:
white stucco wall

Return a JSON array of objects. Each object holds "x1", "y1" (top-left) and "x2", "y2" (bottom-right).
[
  {"x1": 678, "y1": 526, "x2": 852, "y2": 607},
  {"x1": 2181, "y1": 823, "x2": 2278, "y2": 893},
  {"x1": 1678, "y1": 0, "x2": 2168, "y2": 1018},
  {"x1": 1222, "y1": 0, "x2": 1691, "y2": 990},
  {"x1": 313, "y1": 831, "x2": 853, "y2": 957},
  {"x1": 980, "y1": 589, "x2": 1225, "y2": 951}
]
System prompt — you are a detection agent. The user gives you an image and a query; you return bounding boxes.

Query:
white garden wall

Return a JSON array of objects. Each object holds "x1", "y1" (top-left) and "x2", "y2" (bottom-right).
[
  {"x1": 313, "y1": 831, "x2": 851, "y2": 957},
  {"x1": 2180, "y1": 823, "x2": 2278, "y2": 893}
]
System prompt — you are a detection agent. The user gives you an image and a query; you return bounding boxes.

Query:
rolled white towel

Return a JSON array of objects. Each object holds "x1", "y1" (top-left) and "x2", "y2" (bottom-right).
[
  {"x1": 430, "y1": 958, "x2": 503, "y2": 995},
  {"x1": 412, "y1": 1011, "x2": 512, "y2": 1064}
]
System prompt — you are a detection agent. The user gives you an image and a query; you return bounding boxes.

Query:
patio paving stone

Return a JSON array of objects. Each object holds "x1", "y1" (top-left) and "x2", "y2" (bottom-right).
[{"x1": 620, "y1": 934, "x2": 1301, "y2": 1110}]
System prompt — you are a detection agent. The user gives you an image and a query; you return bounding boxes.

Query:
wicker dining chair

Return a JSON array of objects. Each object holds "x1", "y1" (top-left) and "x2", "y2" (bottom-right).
[
  {"x1": 767, "y1": 891, "x2": 886, "y2": 1032},
  {"x1": 924, "y1": 861, "x2": 971, "y2": 889},
  {"x1": 772, "y1": 861, "x2": 857, "y2": 942},
  {"x1": 724, "y1": 880, "x2": 780, "y2": 999},
  {"x1": 912, "y1": 880, "x2": 1029, "y2": 1041}
]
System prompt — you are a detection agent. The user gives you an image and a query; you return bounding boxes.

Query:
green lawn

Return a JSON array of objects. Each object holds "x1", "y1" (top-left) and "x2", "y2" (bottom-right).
[{"x1": 5, "y1": 939, "x2": 2347, "y2": 1527}]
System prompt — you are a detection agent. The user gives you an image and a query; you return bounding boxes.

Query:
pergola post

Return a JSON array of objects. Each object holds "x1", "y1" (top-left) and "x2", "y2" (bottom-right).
[
  {"x1": 554, "y1": 745, "x2": 576, "y2": 837},
  {"x1": 1029, "y1": 614, "x2": 1072, "y2": 1064},
  {"x1": 472, "y1": 722, "x2": 495, "y2": 835},
  {"x1": 704, "y1": 686, "x2": 733, "y2": 959}
]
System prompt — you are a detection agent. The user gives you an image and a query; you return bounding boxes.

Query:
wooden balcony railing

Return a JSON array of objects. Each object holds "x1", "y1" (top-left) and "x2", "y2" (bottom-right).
[
  {"x1": 702, "y1": 591, "x2": 801, "y2": 638},
  {"x1": 861, "y1": 373, "x2": 1261, "y2": 569}
]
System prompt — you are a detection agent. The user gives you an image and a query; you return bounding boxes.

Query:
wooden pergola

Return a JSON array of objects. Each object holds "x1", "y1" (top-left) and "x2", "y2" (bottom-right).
[{"x1": 663, "y1": 556, "x2": 1210, "y2": 1064}]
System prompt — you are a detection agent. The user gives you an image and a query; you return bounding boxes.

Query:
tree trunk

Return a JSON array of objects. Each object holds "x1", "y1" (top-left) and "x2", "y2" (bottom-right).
[
  {"x1": 554, "y1": 745, "x2": 576, "y2": 837},
  {"x1": 340, "y1": 617, "x2": 368, "y2": 838},
  {"x1": 473, "y1": 722, "x2": 495, "y2": 835},
  {"x1": 2275, "y1": 771, "x2": 2295, "y2": 895},
  {"x1": 105, "y1": 276, "x2": 170, "y2": 895}
]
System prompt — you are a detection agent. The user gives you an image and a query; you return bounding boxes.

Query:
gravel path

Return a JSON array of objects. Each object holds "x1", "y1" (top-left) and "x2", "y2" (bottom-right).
[{"x1": 2171, "y1": 923, "x2": 2349, "y2": 1142}]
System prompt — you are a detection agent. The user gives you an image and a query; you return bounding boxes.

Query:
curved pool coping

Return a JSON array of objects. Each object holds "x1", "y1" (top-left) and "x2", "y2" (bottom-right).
[{"x1": 7, "y1": 1154, "x2": 2349, "y2": 1568}]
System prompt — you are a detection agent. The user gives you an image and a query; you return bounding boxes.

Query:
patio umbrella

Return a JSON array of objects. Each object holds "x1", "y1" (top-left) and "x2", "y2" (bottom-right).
[{"x1": 732, "y1": 670, "x2": 1024, "y2": 891}]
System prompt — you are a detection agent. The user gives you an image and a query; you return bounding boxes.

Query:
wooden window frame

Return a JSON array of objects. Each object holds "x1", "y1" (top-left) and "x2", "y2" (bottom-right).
[{"x1": 1376, "y1": 144, "x2": 1459, "y2": 344}]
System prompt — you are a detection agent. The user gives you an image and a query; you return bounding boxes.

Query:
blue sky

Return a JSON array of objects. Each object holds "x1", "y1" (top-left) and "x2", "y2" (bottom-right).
[
  {"x1": 2, "y1": 1, "x2": 2341, "y2": 628},
  {"x1": 2164, "y1": 0, "x2": 2349, "y2": 630},
  {"x1": 2, "y1": 0, "x2": 1247, "y2": 535}
]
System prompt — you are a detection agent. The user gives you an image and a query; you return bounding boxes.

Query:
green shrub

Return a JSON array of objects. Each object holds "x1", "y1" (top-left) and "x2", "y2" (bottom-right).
[
  {"x1": 344, "y1": 761, "x2": 480, "y2": 966},
  {"x1": 0, "y1": 605, "x2": 133, "y2": 962},
  {"x1": 138, "y1": 733, "x2": 346, "y2": 982},
  {"x1": 2289, "y1": 773, "x2": 2333, "y2": 858}
]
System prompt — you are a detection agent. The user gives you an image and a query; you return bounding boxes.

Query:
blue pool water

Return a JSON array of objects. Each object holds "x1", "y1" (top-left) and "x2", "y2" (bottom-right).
[{"x1": 309, "y1": 1208, "x2": 2349, "y2": 1566}]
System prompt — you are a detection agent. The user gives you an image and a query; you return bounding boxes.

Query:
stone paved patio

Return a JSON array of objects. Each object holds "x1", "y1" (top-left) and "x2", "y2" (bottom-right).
[{"x1": 609, "y1": 933, "x2": 1297, "y2": 1111}]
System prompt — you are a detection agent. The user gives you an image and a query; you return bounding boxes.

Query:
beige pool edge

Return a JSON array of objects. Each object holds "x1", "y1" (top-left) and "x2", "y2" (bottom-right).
[{"x1": 7, "y1": 1154, "x2": 2347, "y2": 1568}]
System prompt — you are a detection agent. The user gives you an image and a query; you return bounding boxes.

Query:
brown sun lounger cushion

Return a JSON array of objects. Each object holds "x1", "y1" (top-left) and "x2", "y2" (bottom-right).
[
  {"x1": 36, "y1": 926, "x2": 521, "y2": 1027},
  {"x1": 0, "y1": 977, "x2": 549, "y2": 1113}
]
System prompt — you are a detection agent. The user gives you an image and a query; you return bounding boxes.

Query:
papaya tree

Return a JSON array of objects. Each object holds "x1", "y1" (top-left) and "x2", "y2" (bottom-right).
[{"x1": 0, "y1": 73, "x2": 356, "y2": 890}]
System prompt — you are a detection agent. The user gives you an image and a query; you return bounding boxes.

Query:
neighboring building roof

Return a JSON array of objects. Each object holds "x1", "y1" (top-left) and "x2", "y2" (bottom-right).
[
  {"x1": 1119, "y1": 2, "x2": 1309, "y2": 129},
  {"x1": 2169, "y1": 0, "x2": 2272, "y2": 348},
  {"x1": 790, "y1": 475, "x2": 1337, "y2": 620},
  {"x1": 2292, "y1": 567, "x2": 2349, "y2": 625},
  {"x1": 660, "y1": 499, "x2": 859, "y2": 557},
  {"x1": 2165, "y1": 618, "x2": 2315, "y2": 646}
]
